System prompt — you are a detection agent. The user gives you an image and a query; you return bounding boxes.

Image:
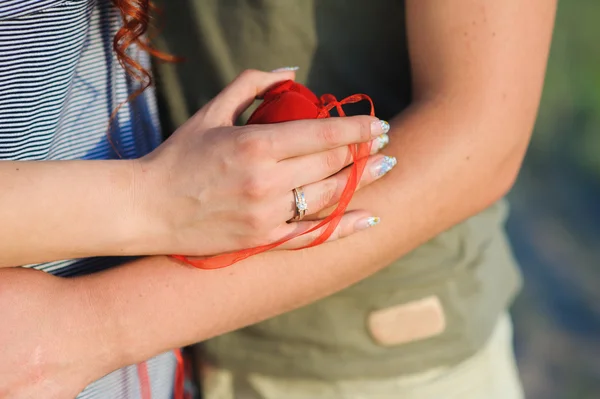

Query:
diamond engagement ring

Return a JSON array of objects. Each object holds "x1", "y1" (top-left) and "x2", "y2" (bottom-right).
[{"x1": 291, "y1": 187, "x2": 308, "y2": 221}]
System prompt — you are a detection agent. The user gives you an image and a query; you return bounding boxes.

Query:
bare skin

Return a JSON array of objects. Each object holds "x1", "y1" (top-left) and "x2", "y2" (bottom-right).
[{"x1": 0, "y1": 1, "x2": 557, "y2": 398}]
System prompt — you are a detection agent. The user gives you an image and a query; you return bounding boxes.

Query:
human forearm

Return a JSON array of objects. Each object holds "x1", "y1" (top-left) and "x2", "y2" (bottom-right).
[{"x1": 0, "y1": 160, "x2": 153, "y2": 267}]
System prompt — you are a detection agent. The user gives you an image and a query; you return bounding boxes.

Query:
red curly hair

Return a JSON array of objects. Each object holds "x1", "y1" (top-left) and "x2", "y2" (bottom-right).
[
  {"x1": 107, "y1": 0, "x2": 178, "y2": 155},
  {"x1": 111, "y1": 0, "x2": 177, "y2": 99}
]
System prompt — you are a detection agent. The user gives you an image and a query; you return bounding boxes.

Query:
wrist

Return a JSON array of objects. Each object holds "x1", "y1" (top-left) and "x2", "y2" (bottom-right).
[{"x1": 120, "y1": 158, "x2": 174, "y2": 256}]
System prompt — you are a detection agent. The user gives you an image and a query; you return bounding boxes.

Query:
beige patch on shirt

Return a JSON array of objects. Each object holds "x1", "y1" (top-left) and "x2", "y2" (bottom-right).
[{"x1": 368, "y1": 295, "x2": 446, "y2": 346}]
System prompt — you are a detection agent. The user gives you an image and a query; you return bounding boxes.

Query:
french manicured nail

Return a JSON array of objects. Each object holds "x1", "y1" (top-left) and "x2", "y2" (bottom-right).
[
  {"x1": 271, "y1": 66, "x2": 300, "y2": 72},
  {"x1": 370, "y1": 120, "x2": 390, "y2": 137},
  {"x1": 370, "y1": 134, "x2": 390, "y2": 154},
  {"x1": 356, "y1": 216, "x2": 381, "y2": 231},
  {"x1": 371, "y1": 156, "x2": 397, "y2": 178}
]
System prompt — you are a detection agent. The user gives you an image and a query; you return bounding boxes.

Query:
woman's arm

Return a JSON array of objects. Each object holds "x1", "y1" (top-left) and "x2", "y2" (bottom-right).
[
  {"x1": 0, "y1": 70, "x2": 386, "y2": 267},
  {"x1": 82, "y1": 0, "x2": 557, "y2": 365}
]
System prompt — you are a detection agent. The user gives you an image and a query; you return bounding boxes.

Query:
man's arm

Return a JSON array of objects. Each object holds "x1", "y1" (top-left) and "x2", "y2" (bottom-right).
[
  {"x1": 76, "y1": 0, "x2": 556, "y2": 369},
  {"x1": 1, "y1": 0, "x2": 555, "y2": 385}
]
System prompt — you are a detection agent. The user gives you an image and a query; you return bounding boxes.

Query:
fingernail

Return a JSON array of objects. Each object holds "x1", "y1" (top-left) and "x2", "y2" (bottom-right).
[
  {"x1": 355, "y1": 216, "x2": 381, "y2": 231},
  {"x1": 371, "y1": 156, "x2": 397, "y2": 178},
  {"x1": 370, "y1": 133, "x2": 390, "y2": 154},
  {"x1": 370, "y1": 120, "x2": 390, "y2": 137},
  {"x1": 271, "y1": 66, "x2": 300, "y2": 73}
]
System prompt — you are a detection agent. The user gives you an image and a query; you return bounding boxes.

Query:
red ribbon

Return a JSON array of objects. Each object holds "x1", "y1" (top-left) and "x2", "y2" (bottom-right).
[{"x1": 137, "y1": 348, "x2": 186, "y2": 399}]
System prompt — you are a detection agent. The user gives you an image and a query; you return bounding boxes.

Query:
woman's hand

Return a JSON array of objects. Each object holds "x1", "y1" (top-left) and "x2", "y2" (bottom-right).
[{"x1": 137, "y1": 70, "x2": 394, "y2": 256}]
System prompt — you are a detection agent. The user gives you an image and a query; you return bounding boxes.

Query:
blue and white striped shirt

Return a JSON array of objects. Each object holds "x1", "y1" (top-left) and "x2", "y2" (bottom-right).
[{"x1": 1, "y1": 1, "x2": 177, "y2": 397}]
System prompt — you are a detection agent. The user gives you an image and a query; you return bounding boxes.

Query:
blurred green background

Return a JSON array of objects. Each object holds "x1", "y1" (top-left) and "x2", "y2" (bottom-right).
[{"x1": 507, "y1": 1, "x2": 600, "y2": 398}]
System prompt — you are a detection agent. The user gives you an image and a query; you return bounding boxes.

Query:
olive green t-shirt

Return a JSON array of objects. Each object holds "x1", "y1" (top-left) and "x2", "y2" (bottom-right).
[{"x1": 153, "y1": 0, "x2": 523, "y2": 379}]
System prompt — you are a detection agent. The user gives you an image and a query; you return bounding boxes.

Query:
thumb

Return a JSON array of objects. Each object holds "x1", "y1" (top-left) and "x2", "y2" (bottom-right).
[{"x1": 206, "y1": 69, "x2": 297, "y2": 125}]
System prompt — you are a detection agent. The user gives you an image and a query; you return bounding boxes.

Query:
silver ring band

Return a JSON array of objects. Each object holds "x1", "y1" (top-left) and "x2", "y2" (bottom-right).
[{"x1": 291, "y1": 187, "x2": 308, "y2": 221}]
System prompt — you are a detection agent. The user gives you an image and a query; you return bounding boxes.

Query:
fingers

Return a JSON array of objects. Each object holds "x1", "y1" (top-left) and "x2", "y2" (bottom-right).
[
  {"x1": 263, "y1": 117, "x2": 390, "y2": 160},
  {"x1": 274, "y1": 210, "x2": 381, "y2": 251},
  {"x1": 283, "y1": 133, "x2": 390, "y2": 189},
  {"x1": 278, "y1": 154, "x2": 398, "y2": 222},
  {"x1": 206, "y1": 69, "x2": 297, "y2": 124}
]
